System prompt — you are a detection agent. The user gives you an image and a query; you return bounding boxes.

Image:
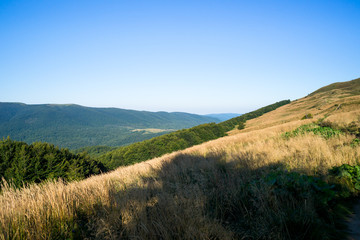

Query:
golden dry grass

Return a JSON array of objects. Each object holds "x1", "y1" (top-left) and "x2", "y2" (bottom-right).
[
  {"x1": 238, "y1": 90, "x2": 360, "y2": 133},
  {"x1": 1, "y1": 87, "x2": 360, "y2": 239}
]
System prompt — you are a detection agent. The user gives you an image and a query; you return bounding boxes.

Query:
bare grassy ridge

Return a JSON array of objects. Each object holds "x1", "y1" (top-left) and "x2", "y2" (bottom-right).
[
  {"x1": 237, "y1": 91, "x2": 360, "y2": 134},
  {"x1": 1, "y1": 80, "x2": 360, "y2": 239}
]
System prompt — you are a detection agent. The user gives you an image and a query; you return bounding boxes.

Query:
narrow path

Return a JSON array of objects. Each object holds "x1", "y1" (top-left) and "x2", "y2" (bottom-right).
[{"x1": 347, "y1": 200, "x2": 360, "y2": 240}]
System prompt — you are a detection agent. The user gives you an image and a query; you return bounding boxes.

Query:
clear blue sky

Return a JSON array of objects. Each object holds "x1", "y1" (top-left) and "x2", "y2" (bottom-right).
[{"x1": 1, "y1": 0, "x2": 359, "y2": 114}]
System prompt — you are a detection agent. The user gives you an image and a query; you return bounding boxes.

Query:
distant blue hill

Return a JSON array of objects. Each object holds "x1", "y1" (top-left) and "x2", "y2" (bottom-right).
[
  {"x1": 0, "y1": 102, "x2": 219, "y2": 149},
  {"x1": 204, "y1": 113, "x2": 242, "y2": 122}
]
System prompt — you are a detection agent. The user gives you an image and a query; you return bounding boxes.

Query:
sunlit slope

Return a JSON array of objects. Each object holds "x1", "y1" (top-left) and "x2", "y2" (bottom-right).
[
  {"x1": 1, "y1": 78, "x2": 360, "y2": 239},
  {"x1": 310, "y1": 77, "x2": 360, "y2": 96},
  {"x1": 240, "y1": 77, "x2": 360, "y2": 132}
]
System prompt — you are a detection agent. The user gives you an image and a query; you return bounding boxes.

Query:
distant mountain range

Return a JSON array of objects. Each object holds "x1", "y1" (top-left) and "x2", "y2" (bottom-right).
[
  {"x1": 0, "y1": 103, "x2": 219, "y2": 149},
  {"x1": 204, "y1": 113, "x2": 242, "y2": 121}
]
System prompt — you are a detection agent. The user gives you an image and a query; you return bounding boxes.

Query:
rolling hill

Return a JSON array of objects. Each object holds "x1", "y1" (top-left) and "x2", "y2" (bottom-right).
[
  {"x1": 0, "y1": 103, "x2": 219, "y2": 149},
  {"x1": 240, "y1": 77, "x2": 360, "y2": 132},
  {"x1": 309, "y1": 77, "x2": 360, "y2": 96},
  {"x1": 1, "y1": 77, "x2": 360, "y2": 239}
]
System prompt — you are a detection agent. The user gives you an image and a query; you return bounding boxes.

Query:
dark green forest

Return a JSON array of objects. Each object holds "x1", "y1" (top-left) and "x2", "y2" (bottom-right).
[
  {"x1": 0, "y1": 138, "x2": 107, "y2": 188},
  {"x1": 73, "y1": 145, "x2": 117, "y2": 158}
]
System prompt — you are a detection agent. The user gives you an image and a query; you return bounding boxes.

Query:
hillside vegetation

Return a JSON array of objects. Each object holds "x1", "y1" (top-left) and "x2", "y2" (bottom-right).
[
  {"x1": 0, "y1": 103, "x2": 218, "y2": 149},
  {"x1": 1, "y1": 78, "x2": 360, "y2": 239},
  {"x1": 0, "y1": 100, "x2": 289, "y2": 189},
  {"x1": 99, "y1": 100, "x2": 290, "y2": 169},
  {"x1": 0, "y1": 138, "x2": 107, "y2": 188}
]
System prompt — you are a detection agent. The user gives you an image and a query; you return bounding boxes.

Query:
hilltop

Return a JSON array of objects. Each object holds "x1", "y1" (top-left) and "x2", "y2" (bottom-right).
[
  {"x1": 1, "y1": 77, "x2": 360, "y2": 239},
  {"x1": 309, "y1": 77, "x2": 360, "y2": 96},
  {"x1": 231, "y1": 77, "x2": 360, "y2": 134},
  {"x1": 0, "y1": 103, "x2": 218, "y2": 149}
]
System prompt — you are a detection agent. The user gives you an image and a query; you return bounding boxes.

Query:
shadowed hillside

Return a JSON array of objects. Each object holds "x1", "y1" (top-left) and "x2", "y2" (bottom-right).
[{"x1": 1, "y1": 78, "x2": 360, "y2": 239}]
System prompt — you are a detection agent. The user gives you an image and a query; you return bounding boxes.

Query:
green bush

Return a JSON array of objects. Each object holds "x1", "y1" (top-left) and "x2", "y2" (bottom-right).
[
  {"x1": 284, "y1": 124, "x2": 343, "y2": 139},
  {"x1": 237, "y1": 122, "x2": 245, "y2": 130},
  {"x1": 351, "y1": 138, "x2": 360, "y2": 147},
  {"x1": 329, "y1": 164, "x2": 360, "y2": 198},
  {"x1": 301, "y1": 113, "x2": 313, "y2": 119}
]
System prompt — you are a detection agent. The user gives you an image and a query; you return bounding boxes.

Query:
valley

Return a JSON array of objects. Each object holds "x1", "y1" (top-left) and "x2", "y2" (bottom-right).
[{"x1": 0, "y1": 103, "x2": 219, "y2": 149}]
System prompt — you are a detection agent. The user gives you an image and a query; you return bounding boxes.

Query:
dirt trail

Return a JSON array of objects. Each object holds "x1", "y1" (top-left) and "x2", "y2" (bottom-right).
[{"x1": 347, "y1": 200, "x2": 360, "y2": 240}]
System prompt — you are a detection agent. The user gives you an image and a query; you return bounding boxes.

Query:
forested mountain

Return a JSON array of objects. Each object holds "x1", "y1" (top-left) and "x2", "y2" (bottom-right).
[{"x1": 0, "y1": 103, "x2": 219, "y2": 149}]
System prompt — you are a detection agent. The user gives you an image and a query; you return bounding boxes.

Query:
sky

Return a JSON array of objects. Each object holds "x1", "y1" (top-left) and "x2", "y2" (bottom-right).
[{"x1": 1, "y1": 0, "x2": 360, "y2": 114}]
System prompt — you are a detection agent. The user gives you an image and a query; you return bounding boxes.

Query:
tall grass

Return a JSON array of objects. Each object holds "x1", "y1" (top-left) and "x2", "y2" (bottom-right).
[
  {"x1": 1, "y1": 118, "x2": 359, "y2": 239},
  {"x1": 243, "y1": 93, "x2": 360, "y2": 133}
]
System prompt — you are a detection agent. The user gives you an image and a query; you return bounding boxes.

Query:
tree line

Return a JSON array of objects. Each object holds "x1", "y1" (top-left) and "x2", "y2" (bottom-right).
[
  {"x1": 100, "y1": 100, "x2": 291, "y2": 169},
  {"x1": 0, "y1": 137, "x2": 107, "y2": 188}
]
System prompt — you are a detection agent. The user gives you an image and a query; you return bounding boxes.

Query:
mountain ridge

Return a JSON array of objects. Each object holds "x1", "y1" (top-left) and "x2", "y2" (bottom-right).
[
  {"x1": 0, "y1": 102, "x2": 219, "y2": 149},
  {"x1": 309, "y1": 77, "x2": 360, "y2": 96}
]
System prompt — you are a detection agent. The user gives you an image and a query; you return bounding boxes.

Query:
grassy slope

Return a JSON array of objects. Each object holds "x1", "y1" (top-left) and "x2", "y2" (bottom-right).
[
  {"x1": 309, "y1": 77, "x2": 360, "y2": 96},
  {"x1": 1, "y1": 78, "x2": 360, "y2": 239},
  {"x1": 234, "y1": 77, "x2": 360, "y2": 134},
  {"x1": 0, "y1": 103, "x2": 218, "y2": 149},
  {"x1": 97, "y1": 100, "x2": 290, "y2": 169}
]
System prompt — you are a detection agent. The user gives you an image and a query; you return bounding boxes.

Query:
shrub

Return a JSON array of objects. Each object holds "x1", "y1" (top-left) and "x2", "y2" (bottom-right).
[
  {"x1": 301, "y1": 113, "x2": 313, "y2": 119},
  {"x1": 284, "y1": 124, "x2": 343, "y2": 139},
  {"x1": 329, "y1": 164, "x2": 360, "y2": 198}
]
